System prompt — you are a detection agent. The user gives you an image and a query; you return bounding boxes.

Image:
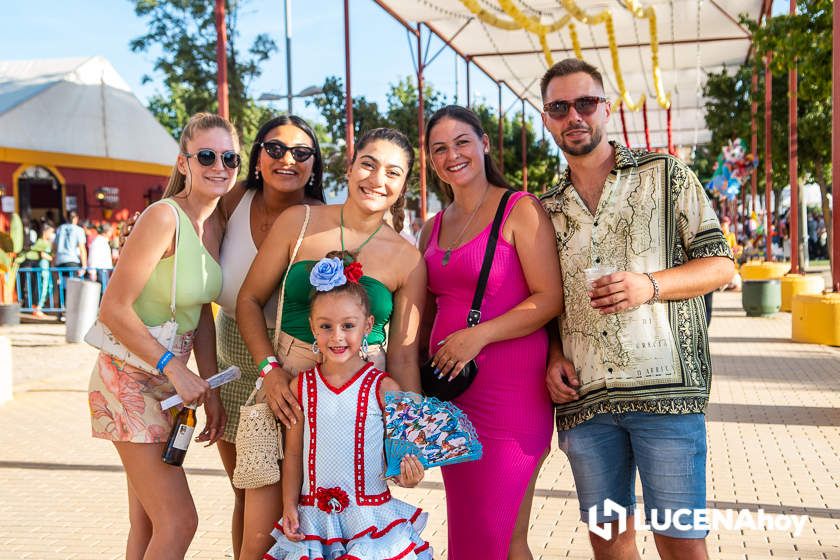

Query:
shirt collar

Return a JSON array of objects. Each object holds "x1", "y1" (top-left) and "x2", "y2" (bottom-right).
[{"x1": 554, "y1": 141, "x2": 639, "y2": 199}]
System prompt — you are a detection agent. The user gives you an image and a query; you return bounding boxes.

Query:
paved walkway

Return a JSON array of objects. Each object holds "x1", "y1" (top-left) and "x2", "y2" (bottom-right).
[{"x1": 1, "y1": 290, "x2": 838, "y2": 559}]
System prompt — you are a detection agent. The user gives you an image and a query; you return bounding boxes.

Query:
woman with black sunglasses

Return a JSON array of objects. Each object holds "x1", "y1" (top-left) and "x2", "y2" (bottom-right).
[
  {"x1": 88, "y1": 113, "x2": 238, "y2": 559},
  {"x1": 214, "y1": 115, "x2": 326, "y2": 560}
]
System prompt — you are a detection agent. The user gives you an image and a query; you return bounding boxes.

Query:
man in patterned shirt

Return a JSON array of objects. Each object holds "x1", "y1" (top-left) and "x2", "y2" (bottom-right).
[{"x1": 539, "y1": 58, "x2": 734, "y2": 559}]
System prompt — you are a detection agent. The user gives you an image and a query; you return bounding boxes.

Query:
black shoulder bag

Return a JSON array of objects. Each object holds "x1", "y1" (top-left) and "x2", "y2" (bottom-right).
[{"x1": 420, "y1": 189, "x2": 514, "y2": 401}]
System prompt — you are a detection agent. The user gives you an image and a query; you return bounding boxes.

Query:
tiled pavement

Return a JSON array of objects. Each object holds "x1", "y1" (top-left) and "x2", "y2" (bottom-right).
[{"x1": 1, "y1": 290, "x2": 838, "y2": 559}]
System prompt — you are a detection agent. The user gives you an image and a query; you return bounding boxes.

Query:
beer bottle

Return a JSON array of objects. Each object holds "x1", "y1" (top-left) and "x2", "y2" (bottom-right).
[{"x1": 162, "y1": 404, "x2": 197, "y2": 466}]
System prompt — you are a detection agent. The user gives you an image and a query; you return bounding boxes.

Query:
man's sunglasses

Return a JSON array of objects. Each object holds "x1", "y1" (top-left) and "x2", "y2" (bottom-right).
[
  {"x1": 261, "y1": 140, "x2": 316, "y2": 162},
  {"x1": 543, "y1": 96, "x2": 608, "y2": 119},
  {"x1": 183, "y1": 149, "x2": 241, "y2": 169}
]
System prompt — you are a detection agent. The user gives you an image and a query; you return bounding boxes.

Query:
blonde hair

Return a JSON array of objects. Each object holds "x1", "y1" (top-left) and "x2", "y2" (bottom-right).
[{"x1": 163, "y1": 112, "x2": 240, "y2": 198}]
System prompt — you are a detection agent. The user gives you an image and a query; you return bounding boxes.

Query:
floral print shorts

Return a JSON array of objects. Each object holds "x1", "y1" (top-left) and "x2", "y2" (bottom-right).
[{"x1": 88, "y1": 333, "x2": 194, "y2": 443}]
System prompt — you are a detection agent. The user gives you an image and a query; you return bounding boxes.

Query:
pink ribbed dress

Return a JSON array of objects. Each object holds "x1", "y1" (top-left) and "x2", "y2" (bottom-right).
[{"x1": 424, "y1": 191, "x2": 554, "y2": 558}]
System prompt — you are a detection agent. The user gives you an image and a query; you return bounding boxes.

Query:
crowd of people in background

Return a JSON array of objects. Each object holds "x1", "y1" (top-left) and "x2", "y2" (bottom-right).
[{"x1": 19, "y1": 210, "x2": 123, "y2": 317}]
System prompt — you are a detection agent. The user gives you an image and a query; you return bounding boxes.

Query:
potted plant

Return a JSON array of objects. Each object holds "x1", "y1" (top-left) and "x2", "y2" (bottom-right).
[{"x1": 0, "y1": 213, "x2": 24, "y2": 326}]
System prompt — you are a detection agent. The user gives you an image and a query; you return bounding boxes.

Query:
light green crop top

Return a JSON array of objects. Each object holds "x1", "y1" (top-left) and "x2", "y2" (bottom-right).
[
  {"x1": 280, "y1": 260, "x2": 393, "y2": 345},
  {"x1": 133, "y1": 200, "x2": 223, "y2": 334}
]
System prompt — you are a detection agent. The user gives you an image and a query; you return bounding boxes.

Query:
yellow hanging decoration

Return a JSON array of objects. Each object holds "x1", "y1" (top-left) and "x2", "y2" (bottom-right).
[
  {"x1": 458, "y1": 0, "x2": 522, "y2": 30},
  {"x1": 618, "y1": 0, "x2": 671, "y2": 109},
  {"x1": 567, "y1": 23, "x2": 584, "y2": 60},
  {"x1": 497, "y1": 0, "x2": 570, "y2": 33},
  {"x1": 560, "y1": 0, "x2": 645, "y2": 110},
  {"x1": 496, "y1": 0, "x2": 571, "y2": 66},
  {"x1": 454, "y1": 0, "x2": 670, "y2": 111}
]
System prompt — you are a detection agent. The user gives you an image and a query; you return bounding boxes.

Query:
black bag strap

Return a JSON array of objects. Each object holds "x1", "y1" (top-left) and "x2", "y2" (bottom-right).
[{"x1": 467, "y1": 189, "x2": 515, "y2": 327}]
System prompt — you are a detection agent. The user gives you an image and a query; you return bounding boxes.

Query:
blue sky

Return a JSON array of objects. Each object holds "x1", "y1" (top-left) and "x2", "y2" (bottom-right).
[{"x1": 2, "y1": 0, "x2": 531, "y2": 128}]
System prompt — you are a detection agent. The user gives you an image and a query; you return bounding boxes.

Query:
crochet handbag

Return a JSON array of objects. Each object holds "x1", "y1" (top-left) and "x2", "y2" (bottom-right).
[
  {"x1": 84, "y1": 201, "x2": 180, "y2": 374},
  {"x1": 232, "y1": 205, "x2": 310, "y2": 489},
  {"x1": 420, "y1": 190, "x2": 512, "y2": 401},
  {"x1": 232, "y1": 387, "x2": 284, "y2": 489}
]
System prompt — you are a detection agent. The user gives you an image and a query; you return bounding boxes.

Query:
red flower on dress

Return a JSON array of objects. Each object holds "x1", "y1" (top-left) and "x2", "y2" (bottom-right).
[
  {"x1": 344, "y1": 261, "x2": 364, "y2": 284},
  {"x1": 315, "y1": 486, "x2": 350, "y2": 513}
]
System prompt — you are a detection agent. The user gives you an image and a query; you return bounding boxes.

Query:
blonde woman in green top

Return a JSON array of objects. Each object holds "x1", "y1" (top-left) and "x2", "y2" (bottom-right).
[{"x1": 88, "y1": 113, "x2": 238, "y2": 559}]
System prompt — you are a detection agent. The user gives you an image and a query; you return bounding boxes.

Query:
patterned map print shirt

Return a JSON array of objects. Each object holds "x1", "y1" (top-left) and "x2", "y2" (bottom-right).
[{"x1": 540, "y1": 142, "x2": 733, "y2": 430}]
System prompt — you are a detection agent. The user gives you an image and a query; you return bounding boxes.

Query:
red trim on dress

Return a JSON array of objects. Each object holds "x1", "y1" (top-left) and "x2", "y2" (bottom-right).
[
  {"x1": 290, "y1": 507, "x2": 424, "y2": 545},
  {"x1": 355, "y1": 369, "x2": 390, "y2": 506},
  {"x1": 301, "y1": 368, "x2": 318, "y2": 501},
  {"x1": 317, "y1": 363, "x2": 373, "y2": 394}
]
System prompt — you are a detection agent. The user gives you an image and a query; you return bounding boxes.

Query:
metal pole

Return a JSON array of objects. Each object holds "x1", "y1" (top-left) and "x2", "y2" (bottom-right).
[
  {"x1": 465, "y1": 57, "x2": 471, "y2": 108},
  {"x1": 454, "y1": 53, "x2": 459, "y2": 106},
  {"x1": 764, "y1": 54, "x2": 773, "y2": 262},
  {"x1": 751, "y1": 71, "x2": 759, "y2": 219},
  {"x1": 521, "y1": 98, "x2": 527, "y2": 192},
  {"x1": 788, "y1": 0, "x2": 799, "y2": 274},
  {"x1": 284, "y1": 0, "x2": 293, "y2": 114},
  {"x1": 833, "y1": 0, "x2": 840, "y2": 291},
  {"x1": 343, "y1": 0, "x2": 354, "y2": 162},
  {"x1": 417, "y1": 24, "x2": 427, "y2": 220},
  {"x1": 498, "y1": 82, "x2": 504, "y2": 174},
  {"x1": 213, "y1": 0, "x2": 229, "y2": 120}
]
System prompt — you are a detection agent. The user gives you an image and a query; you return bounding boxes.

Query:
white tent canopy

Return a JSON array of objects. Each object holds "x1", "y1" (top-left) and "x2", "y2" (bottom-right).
[
  {"x1": 378, "y1": 0, "x2": 764, "y2": 149},
  {"x1": 0, "y1": 56, "x2": 177, "y2": 166}
]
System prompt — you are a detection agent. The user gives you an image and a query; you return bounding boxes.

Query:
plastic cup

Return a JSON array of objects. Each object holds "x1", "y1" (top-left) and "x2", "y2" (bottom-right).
[{"x1": 584, "y1": 265, "x2": 617, "y2": 291}]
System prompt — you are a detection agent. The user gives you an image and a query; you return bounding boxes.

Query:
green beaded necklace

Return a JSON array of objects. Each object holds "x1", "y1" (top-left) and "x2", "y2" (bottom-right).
[{"x1": 340, "y1": 205, "x2": 384, "y2": 258}]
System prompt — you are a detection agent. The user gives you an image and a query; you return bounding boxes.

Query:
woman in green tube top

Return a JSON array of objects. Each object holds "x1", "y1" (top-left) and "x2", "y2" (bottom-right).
[
  {"x1": 236, "y1": 128, "x2": 426, "y2": 546},
  {"x1": 238, "y1": 127, "x2": 425, "y2": 421}
]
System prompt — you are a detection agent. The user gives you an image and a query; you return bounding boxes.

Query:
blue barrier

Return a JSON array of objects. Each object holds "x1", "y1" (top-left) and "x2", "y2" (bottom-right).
[{"x1": 15, "y1": 267, "x2": 111, "y2": 314}]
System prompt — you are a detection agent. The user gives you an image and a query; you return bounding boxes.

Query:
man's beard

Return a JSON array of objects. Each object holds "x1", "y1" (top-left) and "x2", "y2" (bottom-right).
[{"x1": 555, "y1": 125, "x2": 603, "y2": 156}]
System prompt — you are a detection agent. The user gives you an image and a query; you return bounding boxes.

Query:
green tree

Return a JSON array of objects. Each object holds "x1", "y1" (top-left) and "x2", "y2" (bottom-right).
[
  {"x1": 702, "y1": 0, "x2": 833, "y2": 256},
  {"x1": 470, "y1": 103, "x2": 559, "y2": 195},
  {"x1": 130, "y1": 0, "x2": 277, "y2": 146},
  {"x1": 306, "y1": 76, "x2": 388, "y2": 194},
  {"x1": 745, "y1": 0, "x2": 833, "y2": 248}
]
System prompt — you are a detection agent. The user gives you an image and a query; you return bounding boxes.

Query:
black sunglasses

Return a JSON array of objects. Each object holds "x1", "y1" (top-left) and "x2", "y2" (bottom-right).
[
  {"x1": 543, "y1": 96, "x2": 608, "y2": 119},
  {"x1": 183, "y1": 149, "x2": 241, "y2": 169},
  {"x1": 261, "y1": 140, "x2": 316, "y2": 162}
]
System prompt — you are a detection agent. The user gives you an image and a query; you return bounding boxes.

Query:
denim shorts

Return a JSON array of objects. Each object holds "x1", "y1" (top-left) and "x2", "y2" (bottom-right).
[{"x1": 557, "y1": 412, "x2": 708, "y2": 539}]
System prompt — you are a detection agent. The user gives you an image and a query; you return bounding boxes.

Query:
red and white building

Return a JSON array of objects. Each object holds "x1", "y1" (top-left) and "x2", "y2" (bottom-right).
[{"x1": 0, "y1": 56, "x2": 177, "y2": 227}]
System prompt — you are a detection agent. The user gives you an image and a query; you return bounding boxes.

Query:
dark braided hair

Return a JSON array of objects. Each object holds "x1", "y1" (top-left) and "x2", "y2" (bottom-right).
[{"x1": 351, "y1": 128, "x2": 414, "y2": 233}]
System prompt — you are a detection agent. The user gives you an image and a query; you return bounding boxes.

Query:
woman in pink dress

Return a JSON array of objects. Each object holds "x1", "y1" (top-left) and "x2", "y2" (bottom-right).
[{"x1": 418, "y1": 105, "x2": 564, "y2": 559}]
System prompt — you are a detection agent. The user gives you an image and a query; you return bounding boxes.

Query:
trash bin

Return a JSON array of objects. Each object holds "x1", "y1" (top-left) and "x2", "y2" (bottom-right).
[
  {"x1": 65, "y1": 278, "x2": 101, "y2": 343},
  {"x1": 741, "y1": 279, "x2": 781, "y2": 317}
]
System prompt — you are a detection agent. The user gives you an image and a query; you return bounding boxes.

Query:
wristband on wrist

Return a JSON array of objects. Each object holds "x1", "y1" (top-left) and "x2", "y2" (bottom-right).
[
  {"x1": 258, "y1": 356, "x2": 281, "y2": 378},
  {"x1": 644, "y1": 272, "x2": 660, "y2": 304},
  {"x1": 156, "y1": 351, "x2": 175, "y2": 373}
]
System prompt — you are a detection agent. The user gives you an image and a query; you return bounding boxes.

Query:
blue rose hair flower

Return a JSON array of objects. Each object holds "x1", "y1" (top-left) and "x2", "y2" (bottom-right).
[{"x1": 309, "y1": 257, "x2": 347, "y2": 292}]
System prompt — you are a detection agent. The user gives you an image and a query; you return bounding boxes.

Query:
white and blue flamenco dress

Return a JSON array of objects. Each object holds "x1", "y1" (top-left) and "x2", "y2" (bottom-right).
[{"x1": 265, "y1": 364, "x2": 432, "y2": 560}]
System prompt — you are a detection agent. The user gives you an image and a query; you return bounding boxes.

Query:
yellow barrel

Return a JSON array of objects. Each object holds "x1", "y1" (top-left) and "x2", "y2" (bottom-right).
[
  {"x1": 739, "y1": 261, "x2": 791, "y2": 281},
  {"x1": 780, "y1": 274, "x2": 826, "y2": 312},
  {"x1": 791, "y1": 292, "x2": 840, "y2": 346}
]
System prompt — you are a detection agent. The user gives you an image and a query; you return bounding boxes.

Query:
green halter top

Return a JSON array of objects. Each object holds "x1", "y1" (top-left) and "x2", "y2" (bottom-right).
[
  {"x1": 133, "y1": 199, "x2": 222, "y2": 334},
  {"x1": 280, "y1": 260, "x2": 393, "y2": 345}
]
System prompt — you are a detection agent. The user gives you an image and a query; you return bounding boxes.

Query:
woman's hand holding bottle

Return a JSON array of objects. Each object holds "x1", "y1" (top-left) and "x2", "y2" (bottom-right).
[{"x1": 162, "y1": 359, "x2": 212, "y2": 406}]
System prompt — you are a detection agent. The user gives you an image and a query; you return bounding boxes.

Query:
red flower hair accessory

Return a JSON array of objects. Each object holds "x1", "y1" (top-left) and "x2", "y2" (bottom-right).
[
  {"x1": 315, "y1": 486, "x2": 350, "y2": 514},
  {"x1": 343, "y1": 261, "x2": 364, "y2": 284}
]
